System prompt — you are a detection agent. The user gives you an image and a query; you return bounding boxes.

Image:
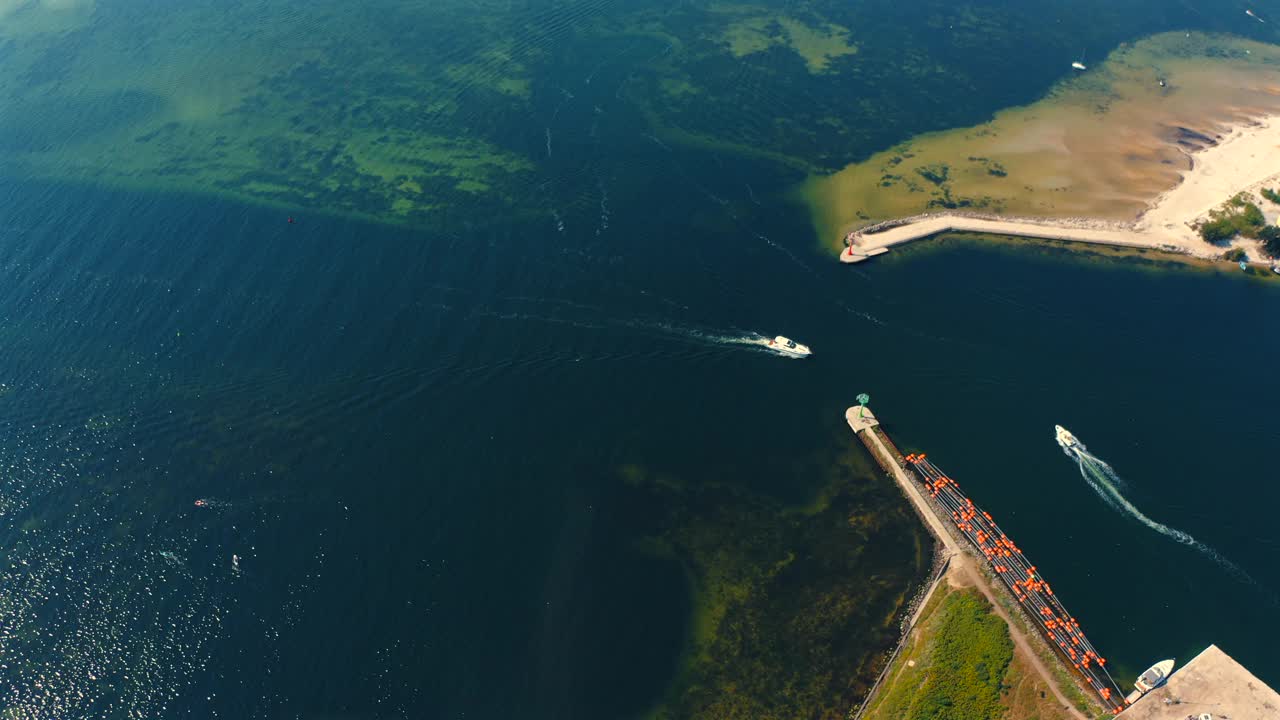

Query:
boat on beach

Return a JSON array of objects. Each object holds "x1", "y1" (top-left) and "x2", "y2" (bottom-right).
[{"x1": 766, "y1": 336, "x2": 811, "y2": 358}]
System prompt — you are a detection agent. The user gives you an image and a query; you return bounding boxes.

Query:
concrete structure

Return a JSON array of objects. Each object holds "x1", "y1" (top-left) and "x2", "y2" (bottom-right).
[
  {"x1": 845, "y1": 404, "x2": 1280, "y2": 720},
  {"x1": 840, "y1": 246, "x2": 889, "y2": 264},
  {"x1": 844, "y1": 404, "x2": 1092, "y2": 719},
  {"x1": 845, "y1": 404, "x2": 880, "y2": 433},
  {"x1": 845, "y1": 406, "x2": 957, "y2": 558},
  {"x1": 1117, "y1": 645, "x2": 1279, "y2": 720},
  {"x1": 839, "y1": 213, "x2": 1177, "y2": 264}
]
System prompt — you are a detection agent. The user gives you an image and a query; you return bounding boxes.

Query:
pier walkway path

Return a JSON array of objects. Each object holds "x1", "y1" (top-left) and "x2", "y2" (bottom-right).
[{"x1": 839, "y1": 214, "x2": 1185, "y2": 263}]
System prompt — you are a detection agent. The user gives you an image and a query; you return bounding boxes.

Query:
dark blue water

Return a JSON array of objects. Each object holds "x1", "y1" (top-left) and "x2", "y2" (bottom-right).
[
  {"x1": 6, "y1": 175, "x2": 1280, "y2": 717},
  {"x1": 0, "y1": 163, "x2": 888, "y2": 717},
  {"x1": 3, "y1": 1, "x2": 1280, "y2": 718}
]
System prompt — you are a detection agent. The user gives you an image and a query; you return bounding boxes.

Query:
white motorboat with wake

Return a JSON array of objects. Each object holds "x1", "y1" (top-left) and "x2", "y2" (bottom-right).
[
  {"x1": 766, "y1": 336, "x2": 811, "y2": 358},
  {"x1": 1055, "y1": 425, "x2": 1079, "y2": 451}
]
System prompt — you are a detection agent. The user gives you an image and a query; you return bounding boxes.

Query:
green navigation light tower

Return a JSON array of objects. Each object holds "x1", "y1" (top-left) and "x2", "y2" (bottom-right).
[{"x1": 856, "y1": 393, "x2": 870, "y2": 418}]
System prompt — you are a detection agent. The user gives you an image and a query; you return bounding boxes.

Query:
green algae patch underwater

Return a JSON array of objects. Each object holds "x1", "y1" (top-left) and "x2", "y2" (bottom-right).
[
  {"x1": 0, "y1": 0, "x2": 541, "y2": 229},
  {"x1": 621, "y1": 441, "x2": 931, "y2": 720},
  {"x1": 4, "y1": 0, "x2": 1268, "y2": 235}
]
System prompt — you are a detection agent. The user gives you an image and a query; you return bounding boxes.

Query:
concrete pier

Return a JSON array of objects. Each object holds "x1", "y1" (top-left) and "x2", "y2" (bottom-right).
[
  {"x1": 840, "y1": 213, "x2": 1175, "y2": 264},
  {"x1": 844, "y1": 406, "x2": 958, "y2": 558},
  {"x1": 1116, "y1": 644, "x2": 1279, "y2": 720},
  {"x1": 845, "y1": 403, "x2": 1097, "y2": 719},
  {"x1": 846, "y1": 403, "x2": 1280, "y2": 720}
]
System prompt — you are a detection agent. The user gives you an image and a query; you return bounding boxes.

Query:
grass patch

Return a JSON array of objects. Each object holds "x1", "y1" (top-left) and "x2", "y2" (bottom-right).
[
  {"x1": 987, "y1": 575, "x2": 1097, "y2": 716},
  {"x1": 866, "y1": 587, "x2": 1014, "y2": 720}
]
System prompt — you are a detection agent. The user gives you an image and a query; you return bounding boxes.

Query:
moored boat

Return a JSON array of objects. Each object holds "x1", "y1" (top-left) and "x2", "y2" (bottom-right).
[{"x1": 1125, "y1": 658, "x2": 1176, "y2": 704}]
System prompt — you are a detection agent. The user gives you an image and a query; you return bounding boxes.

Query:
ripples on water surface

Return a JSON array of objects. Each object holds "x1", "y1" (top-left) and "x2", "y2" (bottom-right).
[{"x1": 2, "y1": 0, "x2": 1280, "y2": 718}]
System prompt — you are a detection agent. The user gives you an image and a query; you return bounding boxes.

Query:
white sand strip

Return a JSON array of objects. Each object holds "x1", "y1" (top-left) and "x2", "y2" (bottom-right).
[{"x1": 842, "y1": 115, "x2": 1280, "y2": 263}]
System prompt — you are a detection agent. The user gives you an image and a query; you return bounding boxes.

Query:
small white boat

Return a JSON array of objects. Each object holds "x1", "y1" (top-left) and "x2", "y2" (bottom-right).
[
  {"x1": 766, "y1": 335, "x2": 811, "y2": 358},
  {"x1": 1054, "y1": 425, "x2": 1079, "y2": 451},
  {"x1": 1125, "y1": 658, "x2": 1175, "y2": 704},
  {"x1": 1071, "y1": 61, "x2": 1087, "y2": 71}
]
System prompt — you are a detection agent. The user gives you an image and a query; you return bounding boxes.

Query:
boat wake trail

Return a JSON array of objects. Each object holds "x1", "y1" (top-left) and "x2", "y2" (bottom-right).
[
  {"x1": 1062, "y1": 439, "x2": 1256, "y2": 586},
  {"x1": 646, "y1": 327, "x2": 801, "y2": 357},
  {"x1": 1059, "y1": 436, "x2": 1126, "y2": 491}
]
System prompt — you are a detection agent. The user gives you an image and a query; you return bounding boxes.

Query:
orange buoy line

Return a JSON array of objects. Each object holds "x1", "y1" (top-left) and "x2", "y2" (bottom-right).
[{"x1": 904, "y1": 452, "x2": 1127, "y2": 714}]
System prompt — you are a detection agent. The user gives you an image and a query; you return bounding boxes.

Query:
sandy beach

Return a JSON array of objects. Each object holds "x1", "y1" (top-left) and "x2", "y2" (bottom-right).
[
  {"x1": 800, "y1": 33, "x2": 1280, "y2": 264},
  {"x1": 842, "y1": 113, "x2": 1280, "y2": 263},
  {"x1": 1135, "y1": 116, "x2": 1280, "y2": 257}
]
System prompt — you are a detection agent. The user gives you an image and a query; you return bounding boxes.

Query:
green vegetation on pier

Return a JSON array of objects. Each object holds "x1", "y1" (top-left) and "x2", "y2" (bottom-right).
[{"x1": 866, "y1": 586, "x2": 1013, "y2": 720}]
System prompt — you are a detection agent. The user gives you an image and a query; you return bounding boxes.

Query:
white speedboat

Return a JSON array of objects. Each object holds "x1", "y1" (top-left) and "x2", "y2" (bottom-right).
[
  {"x1": 1071, "y1": 61, "x2": 1087, "y2": 70},
  {"x1": 767, "y1": 336, "x2": 811, "y2": 358},
  {"x1": 1125, "y1": 658, "x2": 1175, "y2": 704},
  {"x1": 1055, "y1": 425, "x2": 1079, "y2": 450}
]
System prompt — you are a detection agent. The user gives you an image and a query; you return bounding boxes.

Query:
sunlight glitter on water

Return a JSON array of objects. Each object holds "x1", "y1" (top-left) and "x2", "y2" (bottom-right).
[{"x1": 0, "y1": 418, "x2": 227, "y2": 719}]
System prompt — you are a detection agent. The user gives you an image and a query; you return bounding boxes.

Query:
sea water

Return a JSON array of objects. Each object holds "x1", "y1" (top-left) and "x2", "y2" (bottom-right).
[{"x1": 1, "y1": 1, "x2": 1278, "y2": 717}]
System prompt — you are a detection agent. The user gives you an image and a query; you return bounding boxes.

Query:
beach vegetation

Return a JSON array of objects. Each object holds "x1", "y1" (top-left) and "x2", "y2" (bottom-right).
[
  {"x1": 1221, "y1": 247, "x2": 1247, "y2": 262},
  {"x1": 1256, "y1": 225, "x2": 1280, "y2": 257},
  {"x1": 1261, "y1": 187, "x2": 1280, "y2": 204},
  {"x1": 1199, "y1": 194, "x2": 1266, "y2": 244}
]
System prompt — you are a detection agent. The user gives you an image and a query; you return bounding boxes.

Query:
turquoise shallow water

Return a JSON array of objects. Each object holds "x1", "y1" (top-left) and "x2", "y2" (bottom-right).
[{"x1": 2, "y1": 1, "x2": 1280, "y2": 718}]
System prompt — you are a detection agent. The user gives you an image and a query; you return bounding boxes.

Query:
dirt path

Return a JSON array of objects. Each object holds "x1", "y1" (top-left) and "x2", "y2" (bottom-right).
[{"x1": 950, "y1": 556, "x2": 1090, "y2": 720}]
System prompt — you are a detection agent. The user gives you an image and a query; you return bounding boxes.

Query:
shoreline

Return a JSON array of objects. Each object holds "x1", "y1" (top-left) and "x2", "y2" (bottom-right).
[{"x1": 841, "y1": 114, "x2": 1280, "y2": 265}]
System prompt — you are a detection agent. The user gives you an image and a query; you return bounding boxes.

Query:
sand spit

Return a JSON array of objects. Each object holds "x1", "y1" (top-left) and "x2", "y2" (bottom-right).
[
  {"x1": 841, "y1": 114, "x2": 1280, "y2": 262},
  {"x1": 806, "y1": 32, "x2": 1280, "y2": 262}
]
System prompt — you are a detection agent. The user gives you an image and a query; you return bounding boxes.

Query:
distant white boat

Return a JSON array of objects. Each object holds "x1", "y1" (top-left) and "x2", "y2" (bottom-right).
[
  {"x1": 1071, "y1": 61, "x2": 1087, "y2": 71},
  {"x1": 766, "y1": 335, "x2": 811, "y2": 358}
]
